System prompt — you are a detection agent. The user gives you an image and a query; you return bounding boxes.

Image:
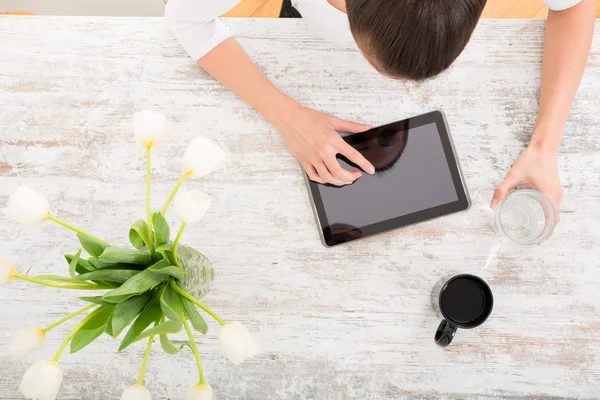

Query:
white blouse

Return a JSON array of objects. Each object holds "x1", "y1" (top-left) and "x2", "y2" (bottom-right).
[{"x1": 165, "y1": 0, "x2": 585, "y2": 62}]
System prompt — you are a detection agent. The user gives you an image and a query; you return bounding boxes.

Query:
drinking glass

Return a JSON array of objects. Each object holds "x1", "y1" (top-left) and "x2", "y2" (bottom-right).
[{"x1": 491, "y1": 188, "x2": 556, "y2": 245}]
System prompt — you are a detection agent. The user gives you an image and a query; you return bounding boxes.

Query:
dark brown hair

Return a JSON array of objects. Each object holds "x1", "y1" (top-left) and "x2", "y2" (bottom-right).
[{"x1": 347, "y1": 0, "x2": 487, "y2": 81}]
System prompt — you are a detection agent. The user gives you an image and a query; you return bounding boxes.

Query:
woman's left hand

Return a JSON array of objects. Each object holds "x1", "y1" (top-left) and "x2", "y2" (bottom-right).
[{"x1": 490, "y1": 145, "x2": 563, "y2": 221}]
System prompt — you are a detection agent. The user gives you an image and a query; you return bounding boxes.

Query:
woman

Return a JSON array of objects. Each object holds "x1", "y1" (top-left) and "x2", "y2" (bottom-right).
[{"x1": 165, "y1": 0, "x2": 595, "y2": 219}]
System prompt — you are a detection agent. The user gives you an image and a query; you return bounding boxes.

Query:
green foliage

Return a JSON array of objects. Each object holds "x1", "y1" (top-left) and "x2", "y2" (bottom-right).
[
  {"x1": 149, "y1": 262, "x2": 184, "y2": 281},
  {"x1": 182, "y1": 297, "x2": 208, "y2": 334},
  {"x1": 119, "y1": 295, "x2": 163, "y2": 351},
  {"x1": 51, "y1": 210, "x2": 213, "y2": 362},
  {"x1": 134, "y1": 319, "x2": 182, "y2": 342},
  {"x1": 79, "y1": 296, "x2": 113, "y2": 306},
  {"x1": 77, "y1": 234, "x2": 108, "y2": 258},
  {"x1": 70, "y1": 306, "x2": 115, "y2": 354},
  {"x1": 76, "y1": 269, "x2": 140, "y2": 283},
  {"x1": 100, "y1": 247, "x2": 153, "y2": 265},
  {"x1": 102, "y1": 265, "x2": 171, "y2": 303},
  {"x1": 69, "y1": 250, "x2": 82, "y2": 278},
  {"x1": 160, "y1": 334, "x2": 190, "y2": 355},
  {"x1": 160, "y1": 283, "x2": 184, "y2": 321},
  {"x1": 111, "y1": 292, "x2": 152, "y2": 337},
  {"x1": 105, "y1": 314, "x2": 114, "y2": 336},
  {"x1": 88, "y1": 258, "x2": 144, "y2": 271},
  {"x1": 129, "y1": 219, "x2": 150, "y2": 250},
  {"x1": 156, "y1": 244, "x2": 176, "y2": 266},
  {"x1": 65, "y1": 253, "x2": 95, "y2": 275},
  {"x1": 153, "y1": 212, "x2": 170, "y2": 248}
]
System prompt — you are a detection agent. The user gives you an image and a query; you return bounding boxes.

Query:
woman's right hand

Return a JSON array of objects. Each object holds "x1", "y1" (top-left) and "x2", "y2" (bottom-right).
[
  {"x1": 188, "y1": 37, "x2": 374, "y2": 185},
  {"x1": 271, "y1": 103, "x2": 375, "y2": 186}
]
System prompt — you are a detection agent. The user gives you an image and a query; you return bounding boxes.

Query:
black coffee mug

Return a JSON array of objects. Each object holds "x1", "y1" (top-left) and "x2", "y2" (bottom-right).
[{"x1": 433, "y1": 274, "x2": 493, "y2": 347}]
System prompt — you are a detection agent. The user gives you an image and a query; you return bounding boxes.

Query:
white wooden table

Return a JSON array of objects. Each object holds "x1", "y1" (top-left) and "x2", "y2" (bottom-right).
[{"x1": 1, "y1": 16, "x2": 600, "y2": 400}]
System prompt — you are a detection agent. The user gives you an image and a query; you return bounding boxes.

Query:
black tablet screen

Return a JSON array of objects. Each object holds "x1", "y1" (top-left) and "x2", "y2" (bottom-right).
[{"x1": 308, "y1": 111, "x2": 469, "y2": 246}]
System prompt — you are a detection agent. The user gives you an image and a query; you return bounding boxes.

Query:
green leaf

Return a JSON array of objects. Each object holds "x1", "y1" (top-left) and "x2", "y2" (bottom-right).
[
  {"x1": 129, "y1": 219, "x2": 150, "y2": 250},
  {"x1": 68, "y1": 250, "x2": 82, "y2": 278},
  {"x1": 160, "y1": 284, "x2": 184, "y2": 321},
  {"x1": 160, "y1": 334, "x2": 190, "y2": 355},
  {"x1": 134, "y1": 319, "x2": 182, "y2": 343},
  {"x1": 156, "y1": 244, "x2": 175, "y2": 266},
  {"x1": 149, "y1": 263, "x2": 184, "y2": 281},
  {"x1": 102, "y1": 263, "x2": 170, "y2": 303},
  {"x1": 156, "y1": 244, "x2": 171, "y2": 252},
  {"x1": 105, "y1": 314, "x2": 114, "y2": 336},
  {"x1": 77, "y1": 234, "x2": 108, "y2": 258},
  {"x1": 65, "y1": 254, "x2": 95, "y2": 274},
  {"x1": 119, "y1": 296, "x2": 163, "y2": 351},
  {"x1": 79, "y1": 296, "x2": 113, "y2": 306},
  {"x1": 153, "y1": 212, "x2": 170, "y2": 247},
  {"x1": 100, "y1": 247, "x2": 153, "y2": 265},
  {"x1": 76, "y1": 269, "x2": 140, "y2": 283},
  {"x1": 181, "y1": 297, "x2": 208, "y2": 334},
  {"x1": 89, "y1": 258, "x2": 145, "y2": 271},
  {"x1": 70, "y1": 306, "x2": 115, "y2": 354},
  {"x1": 111, "y1": 292, "x2": 152, "y2": 338}
]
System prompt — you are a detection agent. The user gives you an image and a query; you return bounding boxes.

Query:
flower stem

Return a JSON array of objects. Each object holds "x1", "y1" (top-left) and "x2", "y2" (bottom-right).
[
  {"x1": 137, "y1": 332, "x2": 156, "y2": 385},
  {"x1": 172, "y1": 224, "x2": 186, "y2": 267},
  {"x1": 47, "y1": 215, "x2": 108, "y2": 246},
  {"x1": 15, "y1": 274, "x2": 107, "y2": 290},
  {"x1": 146, "y1": 146, "x2": 156, "y2": 259},
  {"x1": 43, "y1": 304, "x2": 96, "y2": 333},
  {"x1": 162, "y1": 172, "x2": 192, "y2": 215},
  {"x1": 53, "y1": 306, "x2": 99, "y2": 361},
  {"x1": 182, "y1": 318, "x2": 205, "y2": 384},
  {"x1": 171, "y1": 281, "x2": 226, "y2": 326}
]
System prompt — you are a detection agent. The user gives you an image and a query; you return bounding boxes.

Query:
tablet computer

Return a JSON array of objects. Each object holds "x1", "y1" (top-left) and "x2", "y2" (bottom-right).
[{"x1": 303, "y1": 110, "x2": 470, "y2": 247}]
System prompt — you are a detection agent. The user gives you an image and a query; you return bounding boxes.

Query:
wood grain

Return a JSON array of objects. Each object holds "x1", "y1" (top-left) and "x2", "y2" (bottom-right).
[
  {"x1": 222, "y1": 0, "x2": 272, "y2": 18},
  {"x1": 1, "y1": 17, "x2": 600, "y2": 400},
  {"x1": 3, "y1": 0, "x2": 599, "y2": 18},
  {"x1": 226, "y1": 0, "x2": 600, "y2": 19},
  {"x1": 252, "y1": 0, "x2": 283, "y2": 18},
  {"x1": 0, "y1": 11, "x2": 35, "y2": 15}
]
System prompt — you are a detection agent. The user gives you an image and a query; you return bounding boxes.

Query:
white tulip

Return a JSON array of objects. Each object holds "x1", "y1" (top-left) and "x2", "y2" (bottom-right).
[
  {"x1": 19, "y1": 360, "x2": 63, "y2": 400},
  {"x1": 182, "y1": 137, "x2": 225, "y2": 178},
  {"x1": 133, "y1": 110, "x2": 167, "y2": 147},
  {"x1": 0, "y1": 258, "x2": 17, "y2": 285},
  {"x1": 219, "y1": 322, "x2": 260, "y2": 365},
  {"x1": 174, "y1": 190, "x2": 211, "y2": 224},
  {"x1": 120, "y1": 384, "x2": 152, "y2": 400},
  {"x1": 187, "y1": 383, "x2": 213, "y2": 400},
  {"x1": 9, "y1": 326, "x2": 46, "y2": 357},
  {"x1": 2, "y1": 186, "x2": 51, "y2": 226}
]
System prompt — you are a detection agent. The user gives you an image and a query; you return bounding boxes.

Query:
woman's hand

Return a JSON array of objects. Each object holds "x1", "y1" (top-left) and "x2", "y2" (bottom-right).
[
  {"x1": 491, "y1": 144, "x2": 562, "y2": 220},
  {"x1": 272, "y1": 104, "x2": 375, "y2": 186},
  {"x1": 191, "y1": 38, "x2": 374, "y2": 185}
]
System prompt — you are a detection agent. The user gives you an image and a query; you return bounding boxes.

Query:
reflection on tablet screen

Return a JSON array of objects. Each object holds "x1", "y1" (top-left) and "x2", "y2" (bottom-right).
[{"x1": 317, "y1": 122, "x2": 459, "y2": 230}]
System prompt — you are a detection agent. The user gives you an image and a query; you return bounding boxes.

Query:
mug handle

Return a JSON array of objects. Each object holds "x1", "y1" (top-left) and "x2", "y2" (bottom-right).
[{"x1": 434, "y1": 319, "x2": 457, "y2": 347}]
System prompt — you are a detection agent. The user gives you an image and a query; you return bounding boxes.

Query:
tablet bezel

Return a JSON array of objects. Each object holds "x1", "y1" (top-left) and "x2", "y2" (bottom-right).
[{"x1": 303, "y1": 110, "x2": 471, "y2": 247}]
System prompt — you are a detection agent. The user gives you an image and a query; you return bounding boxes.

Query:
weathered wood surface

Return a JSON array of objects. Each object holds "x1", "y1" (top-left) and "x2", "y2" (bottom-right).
[{"x1": 1, "y1": 17, "x2": 600, "y2": 400}]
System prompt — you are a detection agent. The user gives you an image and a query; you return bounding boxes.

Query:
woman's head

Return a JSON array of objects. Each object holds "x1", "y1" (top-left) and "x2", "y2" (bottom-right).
[{"x1": 347, "y1": 0, "x2": 487, "y2": 81}]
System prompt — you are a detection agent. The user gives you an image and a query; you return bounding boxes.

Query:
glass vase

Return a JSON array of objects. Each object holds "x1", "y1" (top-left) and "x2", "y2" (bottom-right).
[{"x1": 177, "y1": 244, "x2": 214, "y2": 300}]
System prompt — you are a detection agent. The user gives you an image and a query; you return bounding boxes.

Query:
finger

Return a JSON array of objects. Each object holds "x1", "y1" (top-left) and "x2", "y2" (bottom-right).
[
  {"x1": 555, "y1": 189, "x2": 563, "y2": 222},
  {"x1": 315, "y1": 162, "x2": 346, "y2": 186},
  {"x1": 491, "y1": 174, "x2": 520, "y2": 209},
  {"x1": 552, "y1": 194, "x2": 562, "y2": 223},
  {"x1": 331, "y1": 117, "x2": 371, "y2": 134},
  {"x1": 324, "y1": 155, "x2": 361, "y2": 184},
  {"x1": 336, "y1": 140, "x2": 375, "y2": 175},
  {"x1": 301, "y1": 161, "x2": 324, "y2": 184}
]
